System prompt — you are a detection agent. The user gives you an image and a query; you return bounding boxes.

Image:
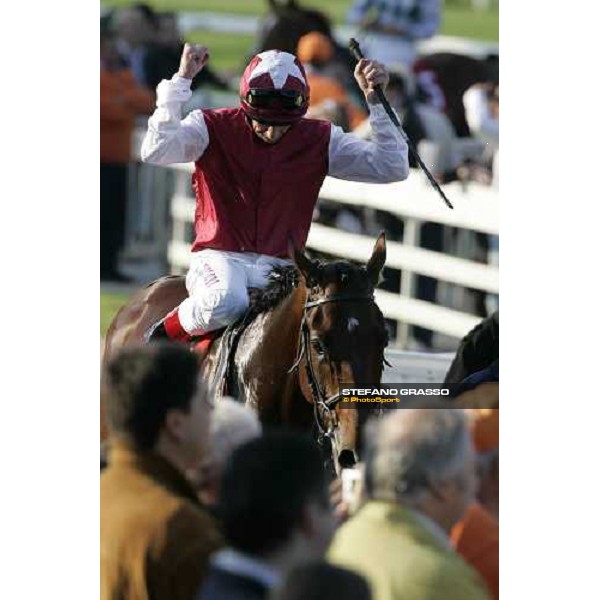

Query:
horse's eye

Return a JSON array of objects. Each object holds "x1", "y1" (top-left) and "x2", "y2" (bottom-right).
[{"x1": 311, "y1": 339, "x2": 325, "y2": 356}]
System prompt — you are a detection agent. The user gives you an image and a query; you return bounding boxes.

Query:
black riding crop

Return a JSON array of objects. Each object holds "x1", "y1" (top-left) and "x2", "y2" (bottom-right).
[{"x1": 349, "y1": 38, "x2": 454, "y2": 210}]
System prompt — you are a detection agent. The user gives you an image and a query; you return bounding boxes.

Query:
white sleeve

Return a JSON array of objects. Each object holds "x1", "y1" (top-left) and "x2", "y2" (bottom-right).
[
  {"x1": 328, "y1": 103, "x2": 409, "y2": 183},
  {"x1": 140, "y1": 74, "x2": 209, "y2": 165}
]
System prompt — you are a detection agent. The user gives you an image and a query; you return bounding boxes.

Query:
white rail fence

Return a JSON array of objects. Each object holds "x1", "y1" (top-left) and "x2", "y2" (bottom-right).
[{"x1": 162, "y1": 161, "x2": 498, "y2": 346}]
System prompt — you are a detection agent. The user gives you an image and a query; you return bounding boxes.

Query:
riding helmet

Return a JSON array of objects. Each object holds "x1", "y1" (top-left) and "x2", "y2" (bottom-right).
[{"x1": 239, "y1": 50, "x2": 310, "y2": 125}]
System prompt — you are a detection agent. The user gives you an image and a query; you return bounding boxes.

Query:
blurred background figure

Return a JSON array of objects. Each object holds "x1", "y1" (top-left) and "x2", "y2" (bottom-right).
[
  {"x1": 445, "y1": 311, "x2": 499, "y2": 384},
  {"x1": 194, "y1": 397, "x2": 262, "y2": 509},
  {"x1": 198, "y1": 432, "x2": 335, "y2": 600},
  {"x1": 347, "y1": 0, "x2": 441, "y2": 67},
  {"x1": 413, "y1": 52, "x2": 498, "y2": 138},
  {"x1": 112, "y1": 2, "x2": 158, "y2": 88},
  {"x1": 143, "y1": 12, "x2": 231, "y2": 93},
  {"x1": 450, "y1": 481, "x2": 499, "y2": 599},
  {"x1": 258, "y1": 1, "x2": 358, "y2": 94},
  {"x1": 100, "y1": 28, "x2": 154, "y2": 282},
  {"x1": 461, "y1": 82, "x2": 499, "y2": 185},
  {"x1": 271, "y1": 562, "x2": 372, "y2": 600},
  {"x1": 329, "y1": 409, "x2": 491, "y2": 600},
  {"x1": 298, "y1": 32, "x2": 367, "y2": 131},
  {"x1": 449, "y1": 403, "x2": 499, "y2": 600}
]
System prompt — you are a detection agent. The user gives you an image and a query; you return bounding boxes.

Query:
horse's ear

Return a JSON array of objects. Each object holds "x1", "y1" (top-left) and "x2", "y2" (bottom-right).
[
  {"x1": 289, "y1": 240, "x2": 317, "y2": 284},
  {"x1": 366, "y1": 231, "x2": 386, "y2": 286}
]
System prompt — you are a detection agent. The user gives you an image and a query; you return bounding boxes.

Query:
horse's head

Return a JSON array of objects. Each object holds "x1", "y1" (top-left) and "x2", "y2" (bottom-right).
[{"x1": 291, "y1": 233, "x2": 388, "y2": 473}]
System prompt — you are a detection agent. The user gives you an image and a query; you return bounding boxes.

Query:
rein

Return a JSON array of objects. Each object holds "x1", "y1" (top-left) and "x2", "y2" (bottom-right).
[{"x1": 289, "y1": 291, "x2": 375, "y2": 442}]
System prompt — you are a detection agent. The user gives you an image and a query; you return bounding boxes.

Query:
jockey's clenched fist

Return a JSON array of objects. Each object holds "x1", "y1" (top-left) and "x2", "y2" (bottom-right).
[
  {"x1": 178, "y1": 43, "x2": 210, "y2": 80},
  {"x1": 354, "y1": 59, "x2": 389, "y2": 105}
]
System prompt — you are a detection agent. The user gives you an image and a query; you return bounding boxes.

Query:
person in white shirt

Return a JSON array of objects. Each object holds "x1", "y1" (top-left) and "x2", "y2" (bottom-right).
[{"x1": 347, "y1": 0, "x2": 441, "y2": 67}]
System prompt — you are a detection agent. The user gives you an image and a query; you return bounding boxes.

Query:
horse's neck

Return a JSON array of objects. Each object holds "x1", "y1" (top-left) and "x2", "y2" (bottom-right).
[
  {"x1": 234, "y1": 283, "x2": 306, "y2": 403},
  {"x1": 236, "y1": 283, "x2": 306, "y2": 354}
]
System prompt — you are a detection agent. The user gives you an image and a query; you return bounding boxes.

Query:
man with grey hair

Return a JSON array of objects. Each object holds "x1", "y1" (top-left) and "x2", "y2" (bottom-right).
[
  {"x1": 194, "y1": 397, "x2": 262, "y2": 507},
  {"x1": 329, "y1": 409, "x2": 491, "y2": 600}
]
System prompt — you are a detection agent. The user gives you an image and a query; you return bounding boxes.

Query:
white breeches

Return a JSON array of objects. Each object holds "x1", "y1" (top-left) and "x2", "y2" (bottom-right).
[{"x1": 177, "y1": 249, "x2": 292, "y2": 335}]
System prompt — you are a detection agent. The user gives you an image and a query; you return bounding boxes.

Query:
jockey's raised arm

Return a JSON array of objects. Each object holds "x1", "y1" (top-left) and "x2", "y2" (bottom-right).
[
  {"x1": 140, "y1": 76, "x2": 209, "y2": 164},
  {"x1": 139, "y1": 45, "x2": 410, "y2": 345},
  {"x1": 141, "y1": 43, "x2": 210, "y2": 164},
  {"x1": 141, "y1": 46, "x2": 409, "y2": 181}
]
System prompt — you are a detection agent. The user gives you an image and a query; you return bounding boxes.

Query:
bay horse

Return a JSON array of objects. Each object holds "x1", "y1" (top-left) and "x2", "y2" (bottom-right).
[{"x1": 103, "y1": 234, "x2": 389, "y2": 474}]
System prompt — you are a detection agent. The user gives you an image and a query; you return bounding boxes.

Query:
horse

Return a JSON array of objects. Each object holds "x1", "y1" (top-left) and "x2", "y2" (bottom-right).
[{"x1": 103, "y1": 234, "x2": 389, "y2": 474}]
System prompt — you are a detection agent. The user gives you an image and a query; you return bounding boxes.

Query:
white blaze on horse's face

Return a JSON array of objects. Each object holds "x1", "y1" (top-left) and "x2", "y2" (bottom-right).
[{"x1": 347, "y1": 317, "x2": 360, "y2": 333}]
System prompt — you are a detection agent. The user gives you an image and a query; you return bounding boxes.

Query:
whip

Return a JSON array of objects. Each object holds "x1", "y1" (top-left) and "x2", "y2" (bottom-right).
[{"x1": 349, "y1": 38, "x2": 454, "y2": 210}]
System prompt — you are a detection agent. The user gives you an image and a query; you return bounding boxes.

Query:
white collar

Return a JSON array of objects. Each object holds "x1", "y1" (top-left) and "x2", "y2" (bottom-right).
[{"x1": 211, "y1": 548, "x2": 282, "y2": 590}]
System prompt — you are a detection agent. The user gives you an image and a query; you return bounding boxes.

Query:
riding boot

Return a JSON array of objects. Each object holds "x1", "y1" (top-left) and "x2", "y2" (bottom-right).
[{"x1": 147, "y1": 309, "x2": 193, "y2": 344}]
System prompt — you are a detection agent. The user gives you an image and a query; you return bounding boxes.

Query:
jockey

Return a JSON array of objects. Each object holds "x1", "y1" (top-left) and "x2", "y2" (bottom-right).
[{"x1": 141, "y1": 43, "x2": 409, "y2": 344}]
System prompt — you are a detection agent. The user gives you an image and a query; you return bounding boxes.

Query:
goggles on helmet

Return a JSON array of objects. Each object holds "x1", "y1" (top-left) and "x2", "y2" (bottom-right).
[{"x1": 245, "y1": 89, "x2": 305, "y2": 110}]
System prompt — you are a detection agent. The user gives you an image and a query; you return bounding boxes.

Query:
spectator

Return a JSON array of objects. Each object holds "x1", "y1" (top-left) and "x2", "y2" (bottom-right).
[
  {"x1": 451, "y1": 502, "x2": 499, "y2": 600},
  {"x1": 413, "y1": 53, "x2": 497, "y2": 138},
  {"x1": 271, "y1": 562, "x2": 372, "y2": 600},
  {"x1": 195, "y1": 397, "x2": 262, "y2": 508},
  {"x1": 444, "y1": 311, "x2": 499, "y2": 384},
  {"x1": 101, "y1": 344, "x2": 222, "y2": 600},
  {"x1": 143, "y1": 13, "x2": 231, "y2": 93},
  {"x1": 347, "y1": 0, "x2": 441, "y2": 67},
  {"x1": 462, "y1": 406, "x2": 499, "y2": 523},
  {"x1": 461, "y1": 83, "x2": 499, "y2": 184},
  {"x1": 113, "y1": 2, "x2": 158, "y2": 87},
  {"x1": 100, "y1": 29, "x2": 154, "y2": 281},
  {"x1": 329, "y1": 409, "x2": 491, "y2": 600},
  {"x1": 463, "y1": 84, "x2": 499, "y2": 150},
  {"x1": 197, "y1": 432, "x2": 335, "y2": 600},
  {"x1": 258, "y1": 0, "x2": 359, "y2": 95},
  {"x1": 297, "y1": 32, "x2": 367, "y2": 131}
]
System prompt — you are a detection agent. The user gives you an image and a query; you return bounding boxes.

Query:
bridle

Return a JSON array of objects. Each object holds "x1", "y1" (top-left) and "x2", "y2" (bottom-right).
[{"x1": 289, "y1": 290, "x2": 377, "y2": 444}]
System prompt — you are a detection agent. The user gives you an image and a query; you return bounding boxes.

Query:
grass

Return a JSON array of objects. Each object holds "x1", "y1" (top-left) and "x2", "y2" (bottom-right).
[
  {"x1": 101, "y1": 292, "x2": 131, "y2": 336},
  {"x1": 187, "y1": 30, "x2": 257, "y2": 72},
  {"x1": 101, "y1": 1, "x2": 499, "y2": 42}
]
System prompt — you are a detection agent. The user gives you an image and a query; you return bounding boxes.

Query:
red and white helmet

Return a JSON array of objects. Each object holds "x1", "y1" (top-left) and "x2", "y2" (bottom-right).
[{"x1": 239, "y1": 50, "x2": 310, "y2": 125}]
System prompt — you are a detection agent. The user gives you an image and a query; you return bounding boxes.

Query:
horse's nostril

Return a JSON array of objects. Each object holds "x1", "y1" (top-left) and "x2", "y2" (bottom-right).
[{"x1": 338, "y1": 449, "x2": 357, "y2": 469}]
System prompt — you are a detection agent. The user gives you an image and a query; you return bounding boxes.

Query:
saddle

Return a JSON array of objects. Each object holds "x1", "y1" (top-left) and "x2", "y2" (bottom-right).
[{"x1": 194, "y1": 288, "x2": 265, "y2": 398}]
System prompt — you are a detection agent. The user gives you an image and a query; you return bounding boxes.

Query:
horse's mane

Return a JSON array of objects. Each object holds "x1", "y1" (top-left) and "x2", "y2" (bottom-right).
[
  {"x1": 247, "y1": 265, "x2": 300, "y2": 316},
  {"x1": 247, "y1": 259, "x2": 371, "y2": 318}
]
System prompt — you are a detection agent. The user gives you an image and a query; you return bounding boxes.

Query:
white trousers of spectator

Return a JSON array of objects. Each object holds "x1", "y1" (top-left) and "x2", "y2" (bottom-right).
[{"x1": 178, "y1": 249, "x2": 292, "y2": 335}]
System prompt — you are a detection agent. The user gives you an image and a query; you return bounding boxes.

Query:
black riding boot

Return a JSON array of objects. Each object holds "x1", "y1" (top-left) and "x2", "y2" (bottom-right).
[{"x1": 146, "y1": 321, "x2": 170, "y2": 343}]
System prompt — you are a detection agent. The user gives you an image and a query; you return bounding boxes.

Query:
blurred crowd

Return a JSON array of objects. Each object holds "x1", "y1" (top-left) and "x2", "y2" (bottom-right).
[
  {"x1": 100, "y1": 1, "x2": 499, "y2": 348},
  {"x1": 100, "y1": 312, "x2": 499, "y2": 600},
  {"x1": 100, "y1": 3, "x2": 232, "y2": 281}
]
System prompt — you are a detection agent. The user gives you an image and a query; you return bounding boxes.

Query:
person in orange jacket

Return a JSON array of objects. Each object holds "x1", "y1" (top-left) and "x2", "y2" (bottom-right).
[
  {"x1": 451, "y1": 502, "x2": 499, "y2": 600},
  {"x1": 100, "y1": 30, "x2": 155, "y2": 281},
  {"x1": 450, "y1": 400, "x2": 499, "y2": 600},
  {"x1": 297, "y1": 32, "x2": 367, "y2": 131}
]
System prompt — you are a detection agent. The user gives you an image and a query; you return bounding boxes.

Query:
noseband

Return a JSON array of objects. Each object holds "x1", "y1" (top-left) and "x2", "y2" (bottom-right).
[{"x1": 289, "y1": 291, "x2": 375, "y2": 442}]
